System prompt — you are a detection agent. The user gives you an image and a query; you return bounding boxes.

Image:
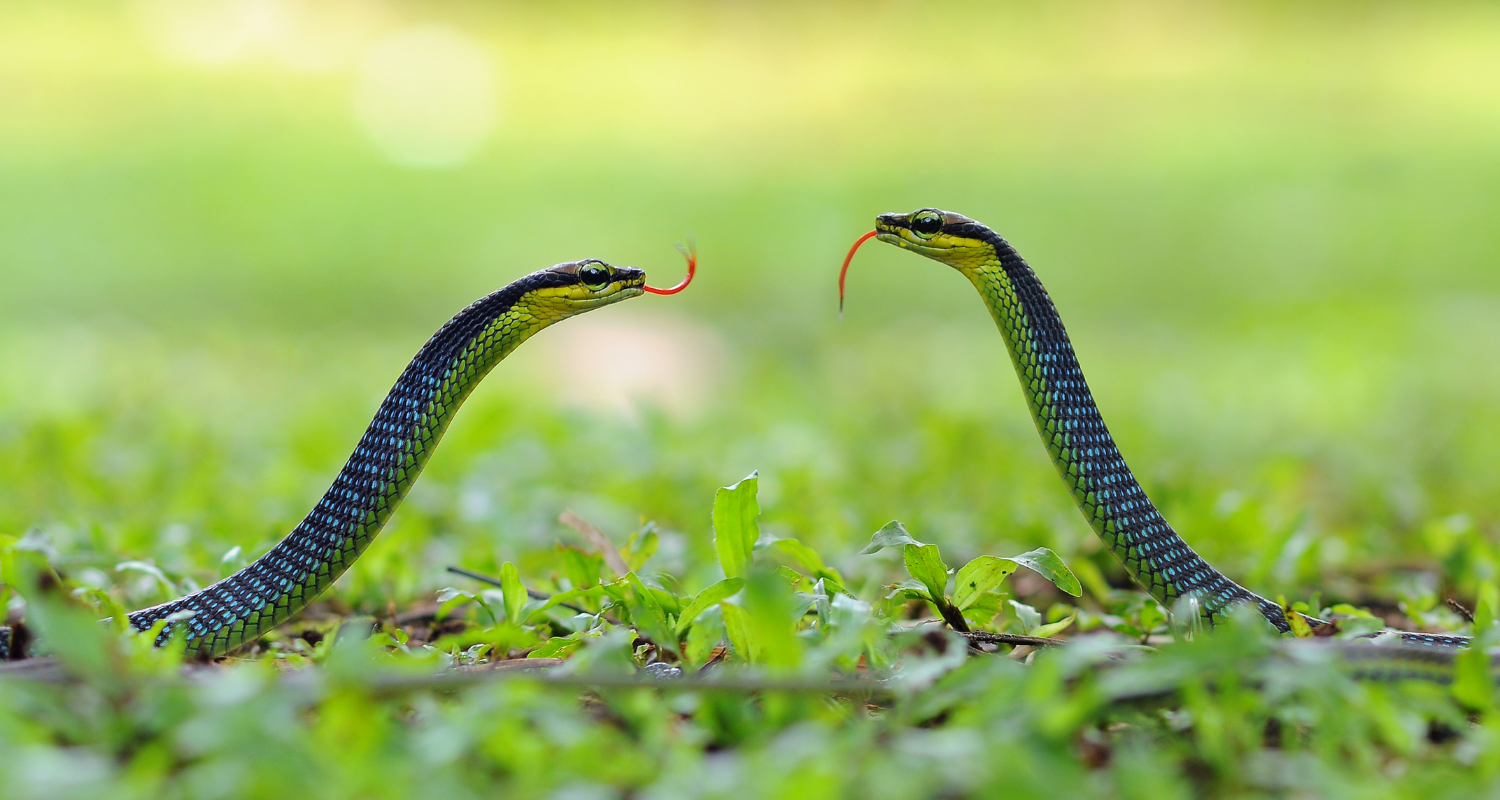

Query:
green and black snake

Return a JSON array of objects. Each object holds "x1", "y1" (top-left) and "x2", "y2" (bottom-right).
[
  {"x1": 841, "y1": 208, "x2": 1471, "y2": 650},
  {"x1": 119, "y1": 256, "x2": 692, "y2": 658}
]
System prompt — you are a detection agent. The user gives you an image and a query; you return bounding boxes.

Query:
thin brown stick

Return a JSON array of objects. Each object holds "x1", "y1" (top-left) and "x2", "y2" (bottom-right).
[
  {"x1": 559, "y1": 510, "x2": 632, "y2": 578},
  {"x1": 956, "y1": 630, "x2": 1065, "y2": 648},
  {"x1": 1447, "y1": 598, "x2": 1475, "y2": 623},
  {"x1": 444, "y1": 566, "x2": 592, "y2": 615}
]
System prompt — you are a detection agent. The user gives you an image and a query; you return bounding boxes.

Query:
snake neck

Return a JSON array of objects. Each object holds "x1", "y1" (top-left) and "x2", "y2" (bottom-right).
[
  {"x1": 127, "y1": 273, "x2": 581, "y2": 657},
  {"x1": 957, "y1": 232, "x2": 1289, "y2": 631}
]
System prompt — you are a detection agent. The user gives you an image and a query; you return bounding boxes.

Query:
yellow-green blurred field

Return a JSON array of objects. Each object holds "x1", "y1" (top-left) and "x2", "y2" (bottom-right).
[{"x1": 5, "y1": 3, "x2": 1500, "y2": 797}]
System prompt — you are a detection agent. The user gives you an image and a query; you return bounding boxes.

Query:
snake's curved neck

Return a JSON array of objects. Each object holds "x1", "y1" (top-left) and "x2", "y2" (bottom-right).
[
  {"x1": 959, "y1": 229, "x2": 1290, "y2": 630},
  {"x1": 954, "y1": 225, "x2": 1470, "y2": 646},
  {"x1": 127, "y1": 271, "x2": 576, "y2": 656}
]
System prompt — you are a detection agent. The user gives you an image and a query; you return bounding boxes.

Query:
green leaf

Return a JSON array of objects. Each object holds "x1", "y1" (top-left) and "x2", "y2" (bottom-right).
[
  {"x1": 1475, "y1": 583, "x2": 1498, "y2": 634},
  {"x1": 952, "y1": 556, "x2": 1019, "y2": 610},
  {"x1": 860, "y1": 520, "x2": 923, "y2": 555},
  {"x1": 536, "y1": 585, "x2": 606, "y2": 614},
  {"x1": 675, "y1": 577, "x2": 745, "y2": 635},
  {"x1": 436, "y1": 587, "x2": 494, "y2": 623},
  {"x1": 500, "y1": 562, "x2": 526, "y2": 624},
  {"x1": 1010, "y1": 600, "x2": 1042, "y2": 635},
  {"x1": 1329, "y1": 603, "x2": 1378, "y2": 619},
  {"x1": 624, "y1": 572, "x2": 677, "y2": 650},
  {"x1": 721, "y1": 602, "x2": 759, "y2": 664},
  {"x1": 884, "y1": 578, "x2": 933, "y2": 602},
  {"x1": 1031, "y1": 612, "x2": 1076, "y2": 639},
  {"x1": 903, "y1": 543, "x2": 949, "y2": 603},
  {"x1": 742, "y1": 568, "x2": 802, "y2": 669},
  {"x1": 530, "y1": 635, "x2": 588, "y2": 660},
  {"x1": 772, "y1": 538, "x2": 848, "y2": 593},
  {"x1": 1006, "y1": 547, "x2": 1082, "y2": 597},
  {"x1": 621, "y1": 525, "x2": 659, "y2": 572},
  {"x1": 960, "y1": 592, "x2": 1005, "y2": 628},
  {"x1": 1138, "y1": 600, "x2": 1167, "y2": 634},
  {"x1": 712, "y1": 472, "x2": 760, "y2": 578},
  {"x1": 557, "y1": 544, "x2": 604, "y2": 591},
  {"x1": 1453, "y1": 642, "x2": 1495, "y2": 710}
]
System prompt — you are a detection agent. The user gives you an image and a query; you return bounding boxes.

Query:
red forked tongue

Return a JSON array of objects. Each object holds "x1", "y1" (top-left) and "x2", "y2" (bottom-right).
[
  {"x1": 838, "y1": 230, "x2": 879, "y2": 319},
  {"x1": 644, "y1": 243, "x2": 697, "y2": 295}
]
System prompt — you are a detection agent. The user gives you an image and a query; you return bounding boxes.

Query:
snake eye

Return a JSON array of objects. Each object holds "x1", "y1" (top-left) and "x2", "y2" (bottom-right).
[
  {"x1": 910, "y1": 212, "x2": 943, "y2": 237},
  {"x1": 579, "y1": 264, "x2": 611, "y2": 289}
]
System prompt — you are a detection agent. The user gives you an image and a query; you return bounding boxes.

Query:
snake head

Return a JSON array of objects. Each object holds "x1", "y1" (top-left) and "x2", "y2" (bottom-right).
[
  {"x1": 840, "y1": 208, "x2": 999, "y2": 311},
  {"x1": 541, "y1": 259, "x2": 648, "y2": 309},
  {"x1": 874, "y1": 208, "x2": 995, "y2": 271}
]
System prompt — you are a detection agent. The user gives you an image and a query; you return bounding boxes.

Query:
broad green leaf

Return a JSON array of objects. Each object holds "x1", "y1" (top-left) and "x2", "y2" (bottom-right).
[
  {"x1": 684, "y1": 605, "x2": 726, "y2": 667},
  {"x1": 1139, "y1": 601, "x2": 1167, "y2": 633},
  {"x1": 961, "y1": 592, "x2": 1005, "y2": 628},
  {"x1": 884, "y1": 578, "x2": 933, "y2": 602},
  {"x1": 1329, "y1": 603, "x2": 1378, "y2": 619},
  {"x1": 436, "y1": 587, "x2": 494, "y2": 623},
  {"x1": 1287, "y1": 610, "x2": 1313, "y2": 638},
  {"x1": 675, "y1": 577, "x2": 744, "y2": 634},
  {"x1": 712, "y1": 472, "x2": 760, "y2": 578},
  {"x1": 500, "y1": 562, "x2": 526, "y2": 624},
  {"x1": 774, "y1": 565, "x2": 809, "y2": 590},
  {"x1": 952, "y1": 556, "x2": 1018, "y2": 610},
  {"x1": 742, "y1": 569, "x2": 802, "y2": 669},
  {"x1": 625, "y1": 572, "x2": 676, "y2": 650},
  {"x1": 622, "y1": 526, "x2": 659, "y2": 572},
  {"x1": 1031, "y1": 612, "x2": 1076, "y2": 639},
  {"x1": 1010, "y1": 600, "x2": 1042, "y2": 635},
  {"x1": 557, "y1": 544, "x2": 604, "y2": 591},
  {"x1": 529, "y1": 636, "x2": 586, "y2": 659},
  {"x1": 536, "y1": 585, "x2": 606, "y2": 614},
  {"x1": 721, "y1": 602, "x2": 759, "y2": 664},
  {"x1": 1006, "y1": 547, "x2": 1082, "y2": 597},
  {"x1": 903, "y1": 543, "x2": 949, "y2": 603},
  {"x1": 860, "y1": 520, "x2": 923, "y2": 555},
  {"x1": 772, "y1": 538, "x2": 849, "y2": 593}
]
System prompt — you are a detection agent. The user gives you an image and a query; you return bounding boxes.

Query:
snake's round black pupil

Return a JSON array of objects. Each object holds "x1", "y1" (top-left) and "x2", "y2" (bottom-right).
[
  {"x1": 582, "y1": 267, "x2": 608, "y2": 286},
  {"x1": 912, "y1": 215, "x2": 942, "y2": 235}
]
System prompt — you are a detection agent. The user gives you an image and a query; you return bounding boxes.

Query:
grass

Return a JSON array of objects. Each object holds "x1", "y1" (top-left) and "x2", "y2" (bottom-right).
[{"x1": 4, "y1": 1, "x2": 1500, "y2": 797}]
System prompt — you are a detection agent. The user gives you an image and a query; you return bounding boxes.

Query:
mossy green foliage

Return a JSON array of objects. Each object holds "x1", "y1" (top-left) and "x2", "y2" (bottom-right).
[
  {"x1": 0, "y1": 476, "x2": 1495, "y2": 799},
  {"x1": 5, "y1": 2, "x2": 1500, "y2": 797}
]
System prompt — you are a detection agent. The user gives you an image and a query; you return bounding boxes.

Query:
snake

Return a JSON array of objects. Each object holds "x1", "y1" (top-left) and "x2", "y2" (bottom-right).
[
  {"x1": 841, "y1": 208, "x2": 1470, "y2": 650},
  {"x1": 107, "y1": 255, "x2": 694, "y2": 659}
]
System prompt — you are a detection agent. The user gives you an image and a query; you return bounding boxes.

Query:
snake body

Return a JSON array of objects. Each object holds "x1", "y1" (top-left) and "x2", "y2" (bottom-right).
[
  {"x1": 850, "y1": 209, "x2": 1469, "y2": 648},
  {"x1": 126, "y1": 261, "x2": 646, "y2": 657}
]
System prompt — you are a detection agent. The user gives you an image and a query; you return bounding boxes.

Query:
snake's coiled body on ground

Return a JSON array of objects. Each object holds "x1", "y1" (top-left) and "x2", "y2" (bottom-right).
[
  {"x1": 126, "y1": 261, "x2": 646, "y2": 657},
  {"x1": 851, "y1": 209, "x2": 1470, "y2": 650}
]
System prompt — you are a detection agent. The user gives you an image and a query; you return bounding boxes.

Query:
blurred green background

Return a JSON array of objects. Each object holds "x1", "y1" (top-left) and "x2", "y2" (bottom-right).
[{"x1": 4, "y1": 0, "x2": 1500, "y2": 616}]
